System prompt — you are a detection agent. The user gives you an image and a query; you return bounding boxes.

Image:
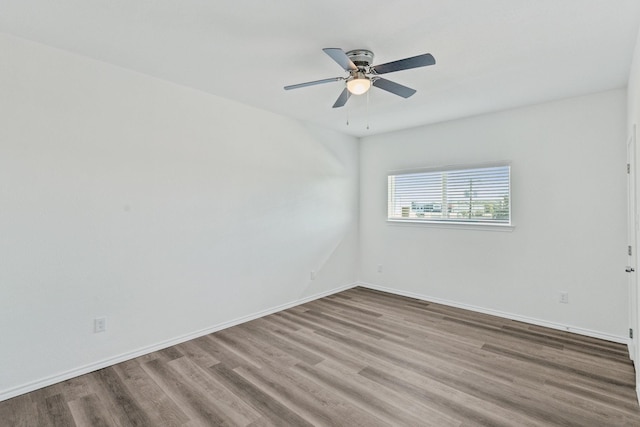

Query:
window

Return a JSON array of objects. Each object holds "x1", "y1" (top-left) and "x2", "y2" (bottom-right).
[{"x1": 388, "y1": 164, "x2": 511, "y2": 225}]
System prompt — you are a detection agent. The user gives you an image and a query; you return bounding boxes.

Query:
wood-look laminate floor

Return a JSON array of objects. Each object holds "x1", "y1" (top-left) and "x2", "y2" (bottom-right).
[{"x1": 2, "y1": 287, "x2": 639, "y2": 426}]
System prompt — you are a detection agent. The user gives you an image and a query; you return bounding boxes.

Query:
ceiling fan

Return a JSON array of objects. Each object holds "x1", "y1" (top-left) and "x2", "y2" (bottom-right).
[{"x1": 284, "y1": 48, "x2": 436, "y2": 108}]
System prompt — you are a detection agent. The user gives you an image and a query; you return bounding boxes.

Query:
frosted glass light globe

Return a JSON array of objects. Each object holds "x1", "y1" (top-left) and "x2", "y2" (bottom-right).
[{"x1": 347, "y1": 77, "x2": 371, "y2": 95}]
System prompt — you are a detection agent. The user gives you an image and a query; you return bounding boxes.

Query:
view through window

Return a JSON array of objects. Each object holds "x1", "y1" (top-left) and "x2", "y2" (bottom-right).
[{"x1": 388, "y1": 164, "x2": 510, "y2": 225}]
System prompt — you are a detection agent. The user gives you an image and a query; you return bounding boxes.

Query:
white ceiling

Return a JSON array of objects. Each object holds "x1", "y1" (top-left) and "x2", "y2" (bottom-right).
[{"x1": 1, "y1": 1, "x2": 640, "y2": 137}]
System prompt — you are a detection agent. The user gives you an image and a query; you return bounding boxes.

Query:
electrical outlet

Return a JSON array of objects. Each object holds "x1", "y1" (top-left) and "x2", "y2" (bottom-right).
[
  {"x1": 94, "y1": 317, "x2": 107, "y2": 333},
  {"x1": 559, "y1": 292, "x2": 569, "y2": 304},
  {"x1": 310, "y1": 270, "x2": 316, "y2": 280},
  {"x1": 377, "y1": 265, "x2": 383, "y2": 273}
]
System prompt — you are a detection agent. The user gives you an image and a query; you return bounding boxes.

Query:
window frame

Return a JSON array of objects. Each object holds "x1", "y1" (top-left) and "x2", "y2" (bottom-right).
[{"x1": 387, "y1": 162, "x2": 513, "y2": 231}]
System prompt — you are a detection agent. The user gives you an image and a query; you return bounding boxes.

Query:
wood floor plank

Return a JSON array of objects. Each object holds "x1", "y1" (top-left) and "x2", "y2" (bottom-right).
[
  {"x1": 205, "y1": 324, "x2": 386, "y2": 426},
  {"x1": 234, "y1": 363, "x2": 388, "y2": 427},
  {"x1": 208, "y1": 364, "x2": 313, "y2": 426},
  {"x1": 276, "y1": 310, "x2": 352, "y2": 336},
  {"x1": 0, "y1": 394, "x2": 38, "y2": 427},
  {"x1": 174, "y1": 340, "x2": 221, "y2": 369},
  {"x1": 2, "y1": 286, "x2": 639, "y2": 426},
  {"x1": 113, "y1": 360, "x2": 190, "y2": 427},
  {"x1": 91, "y1": 367, "x2": 155, "y2": 427},
  {"x1": 66, "y1": 394, "x2": 116, "y2": 427},
  {"x1": 192, "y1": 334, "x2": 259, "y2": 371},
  {"x1": 316, "y1": 357, "x2": 462, "y2": 427},
  {"x1": 214, "y1": 327, "x2": 300, "y2": 369},
  {"x1": 238, "y1": 321, "x2": 324, "y2": 366},
  {"x1": 543, "y1": 377, "x2": 640, "y2": 416},
  {"x1": 141, "y1": 357, "x2": 239, "y2": 426},
  {"x1": 167, "y1": 357, "x2": 261, "y2": 425},
  {"x1": 358, "y1": 365, "x2": 540, "y2": 427},
  {"x1": 272, "y1": 326, "x2": 368, "y2": 373},
  {"x1": 259, "y1": 313, "x2": 301, "y2": 332},
  {"x1": 39, "y1": 394, "x2": 76, "y2": 427},
  {"x1": 306, "y1": 298, "x2": 412, "y2": 339},
  {"x1": 482, "y1": 343, "x2": 634, "y2": 388},
  {"x1": 294, "y1": 308, "x2": 387, "y2": 339},
  {"x1": 53, "y1": 376, "x2": 94, "y2": 404},
  {"x1": 293, "y1": 361, "x2": 440, "y2": 427}
]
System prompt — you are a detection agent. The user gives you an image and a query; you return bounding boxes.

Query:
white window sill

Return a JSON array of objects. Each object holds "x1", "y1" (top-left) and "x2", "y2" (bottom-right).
[{"x1": 387, "y1": 219, "x2": 515, "y2": 232}]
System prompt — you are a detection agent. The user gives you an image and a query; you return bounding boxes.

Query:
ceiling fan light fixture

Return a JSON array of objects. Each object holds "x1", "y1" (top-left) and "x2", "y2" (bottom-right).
[
  {"x1": 284, "y1": 48, "x2": 435, "y2": 108},
  {"x1": 346, "y1": 73, "x2": 371, "y2": 95}
]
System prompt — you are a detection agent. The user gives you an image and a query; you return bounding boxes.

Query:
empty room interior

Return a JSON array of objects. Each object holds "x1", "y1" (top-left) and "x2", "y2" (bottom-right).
[{"x1": 3, "y1": 1, "x2": 640, "y2": 426}]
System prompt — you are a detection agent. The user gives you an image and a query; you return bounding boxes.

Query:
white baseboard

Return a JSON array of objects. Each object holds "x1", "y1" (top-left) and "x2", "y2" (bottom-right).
[
  {"x1": 357, "y1": 282, "x2": 629, "y2": 345},
  {"x1": 0, "y1": 282, "x2": 358, "y2": 403}
]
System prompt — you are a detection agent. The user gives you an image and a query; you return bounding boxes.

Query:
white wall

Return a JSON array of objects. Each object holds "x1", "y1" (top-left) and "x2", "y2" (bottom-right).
[
  {"x1": 360, "y1": 89, "x2": 628, "y2": 340},
  {"x1": 0, "y1": 33, "x2": 359, "y2": 399}
]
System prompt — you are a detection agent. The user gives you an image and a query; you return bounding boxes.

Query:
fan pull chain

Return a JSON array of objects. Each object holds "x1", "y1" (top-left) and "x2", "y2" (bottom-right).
[
  {"x1": 366, "y1": 89, "x2": 370, "y2": 130},
  {"x1": 346, "y1": 95, "x2": 350, "y2": 126}
]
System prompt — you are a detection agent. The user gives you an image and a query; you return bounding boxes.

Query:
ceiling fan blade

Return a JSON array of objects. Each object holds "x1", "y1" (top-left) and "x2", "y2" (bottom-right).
[
  {"x1": 323, "y1": 48, "x2": 357, "y2": 71},
  {"x1": 332, "y1": 88, "x2": 351, "y2": 108},
  {"x1": 372, "y1": 53, "x2": 435, "y2": 75},
  {"x1": 372, "y1": 78, "x2": 416, "y2": 98},
  {"x1": 284, "y1": 77, "x2": 343, "y2": 90}
]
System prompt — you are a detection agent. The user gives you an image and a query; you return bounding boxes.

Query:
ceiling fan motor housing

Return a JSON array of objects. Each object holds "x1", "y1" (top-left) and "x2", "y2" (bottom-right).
[{"x1": 346, "y1": 49, "x2": 374, "y2": 69}]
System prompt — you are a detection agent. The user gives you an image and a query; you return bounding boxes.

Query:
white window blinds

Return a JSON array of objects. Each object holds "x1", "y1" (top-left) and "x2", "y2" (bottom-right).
[{"x1": 388, "y1": 164, "x2": 510, "y2": 224}]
